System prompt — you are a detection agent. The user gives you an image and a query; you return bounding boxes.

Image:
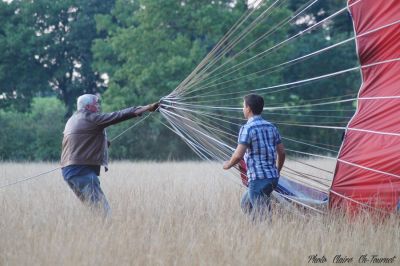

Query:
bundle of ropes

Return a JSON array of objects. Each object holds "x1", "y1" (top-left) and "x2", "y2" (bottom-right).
[{"x1": 156, "y1": 0, "x2": 400, "y2": 208}]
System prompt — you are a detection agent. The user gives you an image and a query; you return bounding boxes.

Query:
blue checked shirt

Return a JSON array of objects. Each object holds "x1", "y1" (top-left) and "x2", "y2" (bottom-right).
[{"x1": 238, "y1": 115, "x2": 282, "y2": 180}]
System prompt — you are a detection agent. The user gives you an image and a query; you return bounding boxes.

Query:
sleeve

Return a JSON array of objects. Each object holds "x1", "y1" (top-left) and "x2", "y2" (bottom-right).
[
  {"x1": 238, "y1": 126, "x2": 250, "y2": 146},
  {"x1": 91, "y1": 107, "x2": 141, "y2": 128}
]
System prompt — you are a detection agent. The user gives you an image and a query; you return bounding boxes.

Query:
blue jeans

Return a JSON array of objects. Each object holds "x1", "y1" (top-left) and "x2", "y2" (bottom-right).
[
  {"x1": 66, "y1": 173, "x2": 110, "y2": 216},
  {"x1": 241, "y1": 178, "x2": 279, "y2": 216}
]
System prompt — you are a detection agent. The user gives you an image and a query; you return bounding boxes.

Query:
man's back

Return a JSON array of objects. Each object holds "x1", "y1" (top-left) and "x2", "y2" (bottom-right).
[
  {"x1": 61, "y1": 111, "x2": 106, "y2": 167},
  {"x1": 238, "y1": 116, "x2": 281, "y2": 180}
]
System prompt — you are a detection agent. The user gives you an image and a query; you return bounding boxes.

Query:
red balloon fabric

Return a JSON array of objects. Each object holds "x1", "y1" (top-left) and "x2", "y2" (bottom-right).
[{"x1": 330, "y1": 0, "x2": 400, "y2": 212}]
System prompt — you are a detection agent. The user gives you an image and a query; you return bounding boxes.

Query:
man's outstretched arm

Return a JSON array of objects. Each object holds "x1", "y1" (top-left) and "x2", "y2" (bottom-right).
[
  {"x1": 223, "y1": 144, "x2": 247, "y2": 170},
  {"x1": 93, "y1": 102, "x2": 160, "y2": 128}
]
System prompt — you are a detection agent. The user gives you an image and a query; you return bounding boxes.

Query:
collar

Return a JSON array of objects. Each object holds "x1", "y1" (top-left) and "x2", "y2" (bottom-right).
[{"x1": 247, "y1": 115, "x2": 262, "y2": 124}]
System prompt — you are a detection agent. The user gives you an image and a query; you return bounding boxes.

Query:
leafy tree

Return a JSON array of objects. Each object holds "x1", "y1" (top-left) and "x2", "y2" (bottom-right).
[
  {"x1": 30, "y1": 97, "x2": 66, "y2": 160},
  {"x1": 0, "y1": 97, "x2": 65, "y2": 161},
  {"x1": 0, "y1": 0, "x2": 115, "y2": 116},
  {"x1": 29, "y1": 0, "x2": 115, "y2": 117},
  {"x1": 287, "y1": 0, "x2": 353, "y2": 36},
  {"x1": 0, "y1": 1, "x2": 49, "y2": 112},
  {"x1": 93, "y1": 0, "x2": 248, "y2": 109},
  {"x1": 0, "y1": 110, "x2": 36, "y2": 160}
]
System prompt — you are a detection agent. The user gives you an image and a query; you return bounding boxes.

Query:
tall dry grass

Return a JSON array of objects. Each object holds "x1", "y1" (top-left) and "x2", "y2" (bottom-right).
[{"x1": 0, "y1": 161, "x2": 398, "y2": 266}]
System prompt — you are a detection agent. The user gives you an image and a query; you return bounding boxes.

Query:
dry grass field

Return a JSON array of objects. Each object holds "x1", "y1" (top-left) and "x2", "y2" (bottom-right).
[{"x1": 0, "y1": 161, "x2": 399, "y2": 266}]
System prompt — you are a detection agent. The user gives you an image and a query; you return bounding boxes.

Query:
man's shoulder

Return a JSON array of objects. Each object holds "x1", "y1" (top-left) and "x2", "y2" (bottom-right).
[
  {"x1": 64, "y1": 110, "x2": 101, "y2": 133},
  {"x1": 68, "y1": 110, "x2": 94, "y2": 120},
  {"x1": 247, "y1": 117, "x2": 275, "y2": 128},
  {"x1": 241, "y1": 121, "x2": 254, "y2": 132}
]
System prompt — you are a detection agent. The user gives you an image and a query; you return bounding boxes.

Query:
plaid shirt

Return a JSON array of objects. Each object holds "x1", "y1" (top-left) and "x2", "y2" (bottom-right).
[{"x1": 238, "y1": 115, "x2": 281, "y2": 180}]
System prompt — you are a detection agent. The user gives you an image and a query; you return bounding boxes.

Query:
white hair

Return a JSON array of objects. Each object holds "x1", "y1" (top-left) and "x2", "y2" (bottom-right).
[{"x1": 77, "y1": 94, "x2": 97, "y2": 110}]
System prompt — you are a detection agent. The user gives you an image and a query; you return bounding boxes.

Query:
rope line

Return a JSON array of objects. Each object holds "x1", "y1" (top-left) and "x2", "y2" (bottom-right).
[
  {"x1": 182, "y1": 15, "x2": 400, "y2": 97},
  {"x1": 181, "y1": 0, "x2": 364, "y2": 97},
  {"x1": 110, "y1": 113, "x2": 152, "y2": 142},
  {"x1": 0, "y1": 167, "x2": 61, "y2": 189},
  {"x1": 182, "y1": 0, "x2": 321, "y2": 94}
]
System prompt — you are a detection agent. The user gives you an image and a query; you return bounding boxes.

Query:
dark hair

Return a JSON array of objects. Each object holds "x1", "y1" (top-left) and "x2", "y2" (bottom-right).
[{"x1": 244, "y1": 94, "x2": 264, "y2": 115}]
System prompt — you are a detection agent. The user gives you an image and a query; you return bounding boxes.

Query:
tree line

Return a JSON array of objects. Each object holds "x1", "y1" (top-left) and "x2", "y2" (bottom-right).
[{"x1": 0, "y1": 0, "x2": 359, "y2": 161}]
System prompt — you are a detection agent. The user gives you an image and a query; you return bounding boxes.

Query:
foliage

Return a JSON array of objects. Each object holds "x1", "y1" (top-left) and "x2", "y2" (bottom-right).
[
  {"x1": 0, "y1": 97, "x2": 65, "y2": 161},
  {"x1": 0, "y1": 0, "x2": 114, "y2": 116},
  {"x1": 287, "y1": 0, "x2": 354, "y2": 36},
  {"x1": 0, "y1": 0, "x2": 50, "y2": 112}
]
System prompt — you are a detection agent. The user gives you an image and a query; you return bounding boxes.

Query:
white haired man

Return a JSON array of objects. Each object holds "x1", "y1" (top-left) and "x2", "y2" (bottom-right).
[{"x1": 61, "y1": 94, "x2": 158, "y2": 216}]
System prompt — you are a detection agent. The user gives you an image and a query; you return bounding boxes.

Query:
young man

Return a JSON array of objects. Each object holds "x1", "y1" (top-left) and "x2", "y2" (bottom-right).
[
  {"x1": 61, "y1": 94, "x2": 159, "y2": 216},
  {"x1": 223, "y1": 94, "x2": 285, "y2": 215}
]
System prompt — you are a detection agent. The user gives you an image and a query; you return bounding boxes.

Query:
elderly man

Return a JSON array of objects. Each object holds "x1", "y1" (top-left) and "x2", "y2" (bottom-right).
[{"x1": 61, "y1": 94, "x2": 158, "y2": 215}]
